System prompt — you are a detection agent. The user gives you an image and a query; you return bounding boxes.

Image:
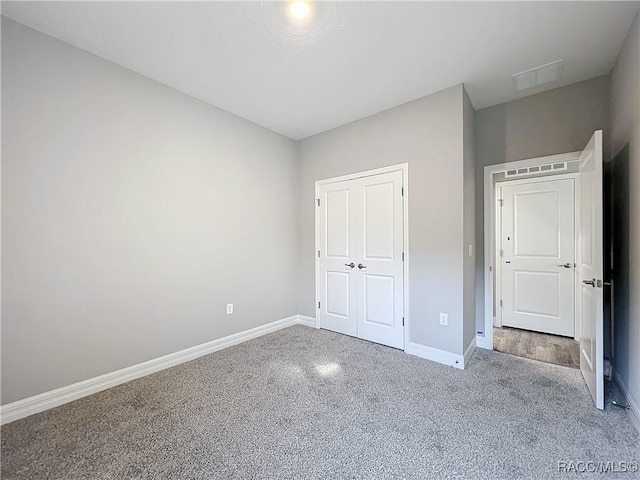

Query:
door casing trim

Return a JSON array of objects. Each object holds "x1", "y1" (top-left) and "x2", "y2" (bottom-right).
[
  {"x1": 481, "y1": 152, "x2": 581, "y2": 350},
  {"x1": 315, "y1": 163, "x2": 409, "y2": 350}
]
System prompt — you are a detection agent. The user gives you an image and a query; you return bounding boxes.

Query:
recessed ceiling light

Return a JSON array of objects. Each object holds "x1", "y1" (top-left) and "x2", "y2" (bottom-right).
[{"x1": 289, "y1": 1, "x2": 310, "y2": 20}]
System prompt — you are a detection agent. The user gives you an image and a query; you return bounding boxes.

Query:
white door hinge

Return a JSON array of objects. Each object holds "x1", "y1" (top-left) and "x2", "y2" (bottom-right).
[
  {"x1": 402, "y1": 252, "x2": 404, "y2": 261},
  {"x1": 402, "y1": 317, "x2": 405, "y2": 326},
  {"x1": 499, "y1": 199, "x2": 504, "y2": 207},
  {"x1": 500, "y1": 299, "x2": 503, "y2": 307},
  {"x1": 318, "y1": 301, "x2": 321, "y2": 309},
  {"x1": 318, "y1": 250, "x2": 320, "y2": 258},
  {"x1": 317, "y1": 199, "x2": 320, "y2": 207}
]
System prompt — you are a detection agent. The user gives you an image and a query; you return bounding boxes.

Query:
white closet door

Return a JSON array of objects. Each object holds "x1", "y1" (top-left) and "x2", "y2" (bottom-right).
[
  {"x1": 318, "y1": 182, "x2": 357, "y2": 337},
  {"x1": 354, "y1": 171, "x2": 405, "y2": 349},
  {"x1": 317, "y1": 170, "x2": 405, "y2": 349}
]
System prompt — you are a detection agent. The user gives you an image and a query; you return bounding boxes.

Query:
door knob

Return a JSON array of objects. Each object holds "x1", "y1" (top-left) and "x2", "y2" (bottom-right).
[
  {"x1": 557, "y1": 263, "x2": 573, "y2": 268},
  {"x1": 358, "y1": 263, "x2": 367, "y2": 269},
  {"x1": 583, "y1": 278, "x2": 596, "y2": 286},
  {"x1": 345, "y1": 263, "x2": 355, "y2": 269}
]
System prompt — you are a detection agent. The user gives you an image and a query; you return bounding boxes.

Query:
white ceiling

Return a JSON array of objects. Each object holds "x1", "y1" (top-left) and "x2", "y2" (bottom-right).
[{"x1": 2, "y1": 1, "x2": 639, "y2": 140}]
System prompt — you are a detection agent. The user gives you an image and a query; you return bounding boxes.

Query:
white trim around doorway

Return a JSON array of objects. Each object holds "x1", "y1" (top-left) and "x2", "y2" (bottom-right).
[{"x1": 480, "y1": 152, "x2": 581, "y2": 350}]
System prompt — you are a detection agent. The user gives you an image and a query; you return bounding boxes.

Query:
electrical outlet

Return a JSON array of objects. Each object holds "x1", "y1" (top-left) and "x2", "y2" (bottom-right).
[
  {"x1": 226, "y1": 304, "x2": 233, "y2": 315},
  {"x1": 439, "y1": 313, "x2": 448, "y2": 326}
]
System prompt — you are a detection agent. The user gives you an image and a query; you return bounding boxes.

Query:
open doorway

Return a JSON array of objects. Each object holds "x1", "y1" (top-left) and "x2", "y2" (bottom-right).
[
  {"x1": 482, "y1": 130, "x2": 605, "y2": 409},
  {"x1": 492, "y1": 166, "x2": 581, "y2": 368}
]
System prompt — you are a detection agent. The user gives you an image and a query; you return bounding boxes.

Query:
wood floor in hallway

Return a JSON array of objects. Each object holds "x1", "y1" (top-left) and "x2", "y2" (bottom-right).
[{"x1": 493, "y1": 326, "x2": 580, "y2": 368}]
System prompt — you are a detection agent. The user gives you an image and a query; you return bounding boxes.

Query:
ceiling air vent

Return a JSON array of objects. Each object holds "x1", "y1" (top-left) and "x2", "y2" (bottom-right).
[
  {"x1": 513, "y1": 59, "x2": 563, "y2": 92},
  {"x1": 504, "y1": 162, "x2": 566, "y2": 178}
]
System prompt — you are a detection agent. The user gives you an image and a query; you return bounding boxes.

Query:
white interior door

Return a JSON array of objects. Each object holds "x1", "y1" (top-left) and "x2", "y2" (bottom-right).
[
  {"x1": 318, "y1": 182, "x2": 357, "y2": 337},
  {"x1": 317, "y1": 170, "x2": 404, "y2": 349},
  {"x1": 579, "y1": 130, "x2": 604, "y2": 410},
  {"x1": 355, "y1": 171, "x2": 404, "y2": 349},
  {"x1": 501, "y1": 178, "x2": 576, "y2": 337}
]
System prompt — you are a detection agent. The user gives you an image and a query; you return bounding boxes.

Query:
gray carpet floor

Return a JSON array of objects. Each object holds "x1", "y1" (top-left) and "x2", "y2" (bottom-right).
[{"x1": 1, "y1": 325, "x2": 638, "y2": 479}]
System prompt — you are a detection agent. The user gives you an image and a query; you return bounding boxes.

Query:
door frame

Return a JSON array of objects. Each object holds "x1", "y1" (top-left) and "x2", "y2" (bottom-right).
[
  {"x1": 494, "y1": 173, "x2": 581, "y2": 339},
  {"x1": 315, "y1": 163, "x2": 409, "y2": 350},
  {"x1": 480, "y1": 152, "x2": 581, "y2": 350}
]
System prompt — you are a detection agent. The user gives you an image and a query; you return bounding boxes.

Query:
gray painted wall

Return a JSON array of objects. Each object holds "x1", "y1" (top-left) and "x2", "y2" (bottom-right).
[
  {"x1": 297, "y1": 85, "x2": 469, "y2": 355},
  {"x1": 1, "y1": 18, "x2": 298, "y2": 404},
  {"x1": 462, "y1": 89, "x2": 476, "y2": 351},
  {"x1": 4, "y1": 12, "x2": 632, "y2": 409},
  {"x1": 609, "y1": 12, "x2": 640, "y2": 417},
  {"x1": 474, "y1": 76, "x2": 610, "y2": 335}
]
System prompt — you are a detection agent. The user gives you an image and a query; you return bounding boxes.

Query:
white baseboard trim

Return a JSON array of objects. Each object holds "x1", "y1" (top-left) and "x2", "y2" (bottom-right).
[
  {"x1": 296, "y1": 315, "x2": 317, "y2": 328},
  {"x1": 1, "y1": 314, "x2": 312, "y2": 425},
  {"x1": 475, "y1": 334, "x2": 492, "y2": 350},
  {"x1": 612, "y1": 369, "x2": 640, "y2": 434},
  {"x1": 463, "y1": 337, "x2": 477, "y2": 368},
  {"x1": 405, "y1": 342, "x2": 464, "y2": 370}
]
